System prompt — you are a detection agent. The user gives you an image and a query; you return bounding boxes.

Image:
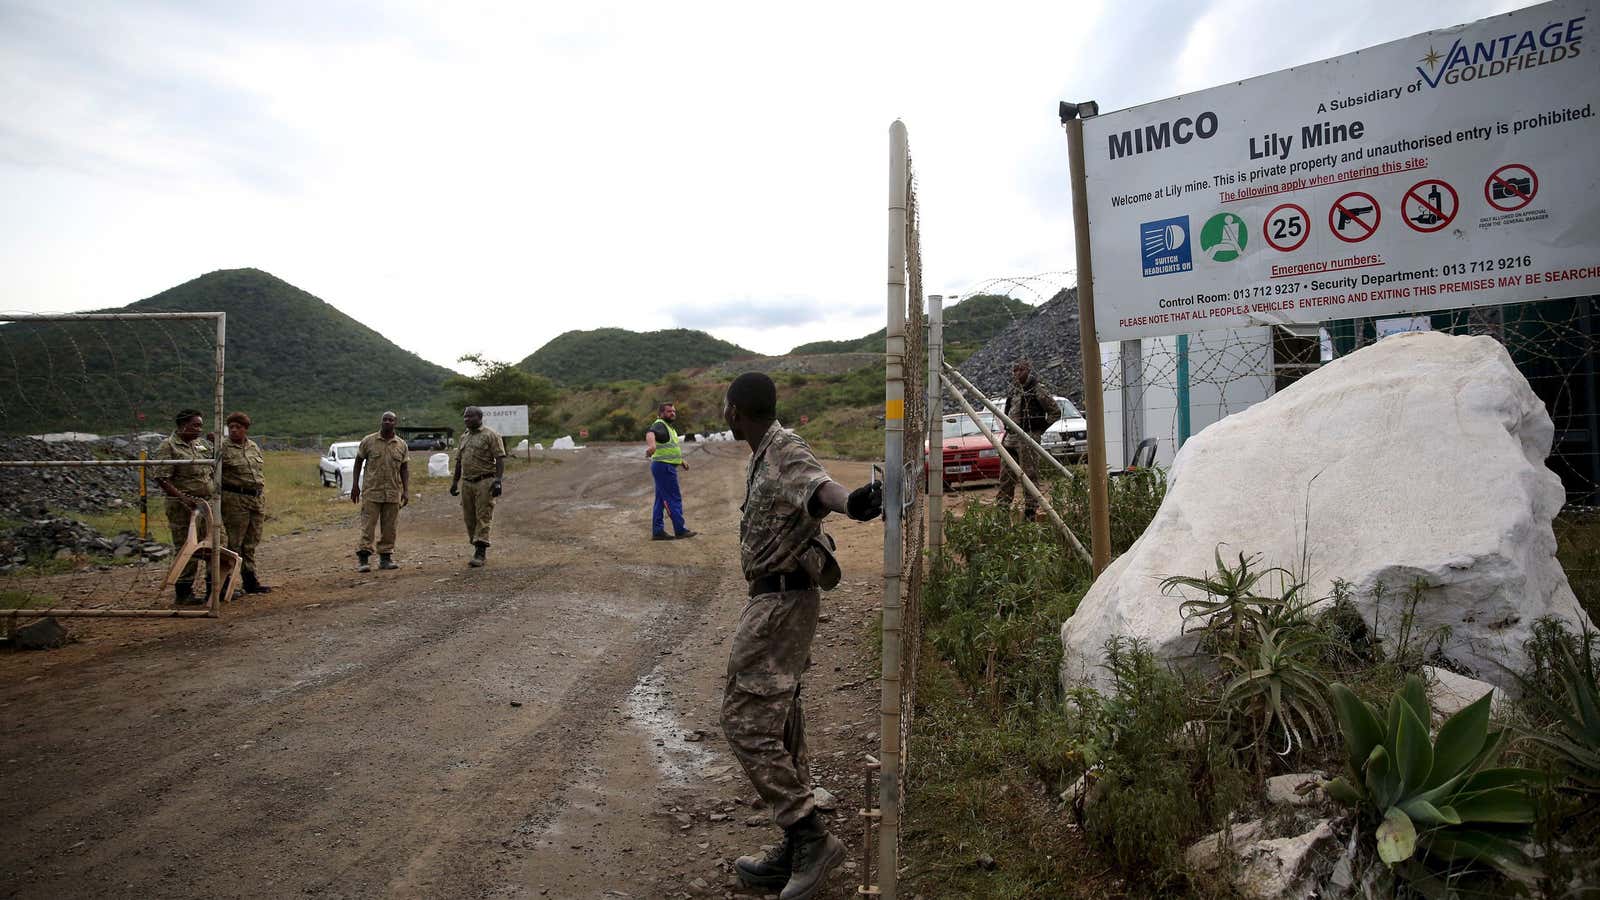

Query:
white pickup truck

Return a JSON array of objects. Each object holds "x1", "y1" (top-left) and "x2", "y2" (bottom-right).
[{"x1": 318, "y1": 441, "x2": 363, "y2": 494}]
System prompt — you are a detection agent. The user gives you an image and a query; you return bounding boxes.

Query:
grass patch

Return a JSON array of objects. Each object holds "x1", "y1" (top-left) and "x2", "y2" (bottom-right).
[{"x1": 0, "y1": 590, "x2": 55, "y2": 610}]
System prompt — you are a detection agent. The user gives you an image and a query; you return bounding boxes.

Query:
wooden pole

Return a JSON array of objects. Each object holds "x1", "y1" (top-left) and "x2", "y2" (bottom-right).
[
  {"x1": 1064, "y1": 109, "x2": 1112, "y2": 575},
  {"x1": 877, "y1": 119, "x2": 908, "y2": 900}
]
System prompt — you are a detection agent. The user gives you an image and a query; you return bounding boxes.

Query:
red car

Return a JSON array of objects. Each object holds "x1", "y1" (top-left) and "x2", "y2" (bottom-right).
[{"x1": 926, "y1": 411, "x2": 1004, "y2": 487}]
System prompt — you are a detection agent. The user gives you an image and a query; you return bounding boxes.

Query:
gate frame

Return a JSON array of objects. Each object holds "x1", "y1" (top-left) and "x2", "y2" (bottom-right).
[{"x1": 0, "y1": 311, "x2": 225, "y2": 619}]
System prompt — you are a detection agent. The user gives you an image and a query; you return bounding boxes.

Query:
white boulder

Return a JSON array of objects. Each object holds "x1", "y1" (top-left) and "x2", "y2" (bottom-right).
[
  {"x1": 1061, "y1": 331, "x2": 1590, "y2": 693},
  {"x1": 551, "y1": 435, "x2": 578, "y2": 450}
]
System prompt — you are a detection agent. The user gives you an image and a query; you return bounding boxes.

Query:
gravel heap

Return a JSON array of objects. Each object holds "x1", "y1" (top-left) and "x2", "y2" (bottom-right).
[
  {"x1": 955, "y1": 287, "x2": 1084, "y2": 407},
  {"x1": 0, "y1": 435, "x2": 164, "y2": 520}
]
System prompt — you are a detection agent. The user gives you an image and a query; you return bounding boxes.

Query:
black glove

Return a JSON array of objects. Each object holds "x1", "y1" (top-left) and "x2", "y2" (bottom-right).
[
  {"x1": 847, "y1": 482, "x2": 883, "y2": 521},
  {"x1": 449, "y1": 482, "x2": 459, "y2": 496},
  {"x1": 491, "y1": 480, "x2": 502, "y2": 498}
]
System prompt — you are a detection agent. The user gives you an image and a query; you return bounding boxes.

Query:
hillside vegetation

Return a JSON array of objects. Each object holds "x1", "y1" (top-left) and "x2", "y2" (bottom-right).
[
  {"x1": 517, "y1": 328, "x2": 755, "y2": 387},
  {"x1": 789, "y1": 293, "x2": 1032, "y2": 360},
  {"x1": 0, "y1": 269, "x2": 454, "y2": 439},
  {"x1": 540, "y1": 364, "x2": 887, "y2": 460}
]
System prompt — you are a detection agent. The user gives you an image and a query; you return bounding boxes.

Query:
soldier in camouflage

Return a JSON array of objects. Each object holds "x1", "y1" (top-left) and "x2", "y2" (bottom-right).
[
  {"x1": 720, "y1": 372, "x2": 882, "y2": 900},
  {"x1": 449, "y1": 406, "x2": 506, "y2": 568},
  {"x1": 995, "y1": 358, "x2": 1059, "y2": 521},
  {"x1": 152, "y1": 409, "x2": 223, "y2": 606},
  {"x1": 220, "y1": 411, "x2": 271, "y2": 595}
]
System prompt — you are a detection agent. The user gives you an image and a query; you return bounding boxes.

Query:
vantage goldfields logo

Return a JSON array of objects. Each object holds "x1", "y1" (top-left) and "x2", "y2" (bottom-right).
[{"x1": 1415, "y1": 13, "x2": 1585, "y2": 88}]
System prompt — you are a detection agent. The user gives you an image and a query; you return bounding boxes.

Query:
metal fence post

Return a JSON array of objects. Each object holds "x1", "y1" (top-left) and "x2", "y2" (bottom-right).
[
  {"x1": 208, "y1": 313, "x2": 225, "y2": 618},
  {"x1": 926, "y1": 295, "x2": 944, "y2": 564},
  {"x1": 877, "y1": 118, "x2": 908, "y2": 900}
]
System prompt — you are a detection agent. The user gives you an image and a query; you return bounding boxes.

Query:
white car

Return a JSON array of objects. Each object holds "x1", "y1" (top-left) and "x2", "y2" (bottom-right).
[
  {"x1": 1040, "y1": 397, "x2": 1089, "y2": 462},
  {"x1": 318, "y1": 441, "x2": 363, "y2": 494}
]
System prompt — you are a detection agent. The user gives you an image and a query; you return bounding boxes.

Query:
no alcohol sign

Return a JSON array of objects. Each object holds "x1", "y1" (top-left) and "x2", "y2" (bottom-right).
[{"x1": 1402, "y1": 179, "x2": 1458, "y2": 233}]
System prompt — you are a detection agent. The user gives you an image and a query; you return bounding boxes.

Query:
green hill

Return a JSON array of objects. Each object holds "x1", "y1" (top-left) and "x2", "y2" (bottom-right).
[
  {"x1": 788, "y1": 293, "x2": 1033, "y2": 355},
  {"x1": 0, "y1": 268, "x2": 454, "y2": 439},
  {"x1": 518, "y1": 328, "x2": 754, "y2": 386}
]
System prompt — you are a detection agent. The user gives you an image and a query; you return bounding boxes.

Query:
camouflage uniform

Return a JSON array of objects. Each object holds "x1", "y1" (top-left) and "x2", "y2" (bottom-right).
[
  {"x1": 220, "y1": 437, "x2": 266, "y2": 577},
  {"x1": 723, "y1": 421, "x2": 835, "y2": 828},
  {"x1": 455, "y1": 425, "x2": 506, "y2": 545},
  {"x1": 355, "y1": 432, "x2": 408, "y2": 555},
  {"x1": 152, "y1": 432, "x2": 222, "y2": 585},
  {"x1": 995, "y1": 375, "x2": 1058, "y2": 513}
]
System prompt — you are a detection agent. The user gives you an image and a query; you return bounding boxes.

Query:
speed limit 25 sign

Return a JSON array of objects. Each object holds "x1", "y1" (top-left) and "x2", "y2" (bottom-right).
[{"x1": 1263, "y1": 203, "x2": 1310, "y2": 252}]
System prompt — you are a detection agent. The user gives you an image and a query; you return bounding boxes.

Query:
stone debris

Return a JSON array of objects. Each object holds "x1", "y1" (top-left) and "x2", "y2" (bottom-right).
[
  {"x1": 1187, "y1": 818, "x2": 1338, "y2": 900},
  {"x1": 956, "y1": 288, "x2": 1083, "y2": 406},
  {"x1": 1264, "y1": 773, "x2": 1324, "y2": 809},
  {"x1": 9, "y1": 616, "x2": 70, "y2": 650}
]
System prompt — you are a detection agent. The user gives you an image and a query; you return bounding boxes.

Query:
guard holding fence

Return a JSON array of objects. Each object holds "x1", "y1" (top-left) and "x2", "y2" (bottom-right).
[
  {"x1": 220, "y1": 411, "x2": 271, "y2": 594},
  {"x1": 153, "y1": 409, "x2": 223, "y2": 606}
]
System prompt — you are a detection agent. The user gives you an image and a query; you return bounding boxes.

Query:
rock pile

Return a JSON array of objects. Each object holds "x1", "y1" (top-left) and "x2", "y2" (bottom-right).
[
  {"x1": 955, "y1": 287, "x2": 1084, "y2": 406},
  {"x1": 0, "y1": 518, "x2": 169, "y2": 572},
  {"x1": 0, "y1": 435, "x2": 163, "y2": 520}
]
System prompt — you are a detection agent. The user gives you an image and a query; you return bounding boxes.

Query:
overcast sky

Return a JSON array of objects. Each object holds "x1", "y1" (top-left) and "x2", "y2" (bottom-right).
[{"x1": 0, "y1": 0, "x2": 1526, "y2": 370}]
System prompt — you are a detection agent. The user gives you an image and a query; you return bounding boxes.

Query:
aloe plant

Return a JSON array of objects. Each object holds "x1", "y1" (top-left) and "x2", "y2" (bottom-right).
[
  {"x1": 1521, "y1": 625, "x2": 1600, "y2": 795},
  {"x1": 1217, "y1": 625, "x2": 1332, "y2": 756},
  {"x1": 1324, "y1": 674, "x2": 1539, "y2": 880},
  {"x1": 1161, "y1": 547, "x2": 1288, "y2": 653}
]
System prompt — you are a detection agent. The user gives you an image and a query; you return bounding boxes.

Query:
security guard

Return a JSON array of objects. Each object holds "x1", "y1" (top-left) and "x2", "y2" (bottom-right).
[
  {"x1": 719, "y1": 372, "x2": 882, "y2": 900},
  {"x1": 351, "y1": 411, "x2": 409, "y2": 572},
  {"x1": 152, "y1": 409, "x2": 223, "y2": 605},
  {"x1": 449, "y1": 406, "x2": 506, "y2": 567},
  {"x1": 220, "y1": 411, "x2": 271, "y2": 594}
]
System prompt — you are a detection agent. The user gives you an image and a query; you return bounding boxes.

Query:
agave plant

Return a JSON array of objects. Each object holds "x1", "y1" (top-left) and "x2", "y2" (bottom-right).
[
  {"x1": 1161, "y1": 547, "x2": 1288, "y2": 653},
  {"x1": 1217, "y1": 625, "x2": 1333, "y2": 757},
  {"x1": 1324, "y1": 674, "x2": 1539, "y2": 880}
]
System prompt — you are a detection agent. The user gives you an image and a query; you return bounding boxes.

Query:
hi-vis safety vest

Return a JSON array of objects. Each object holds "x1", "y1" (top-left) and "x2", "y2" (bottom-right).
[{"x1": 651, "y1": 419, "x2": 683, "y2": 465}]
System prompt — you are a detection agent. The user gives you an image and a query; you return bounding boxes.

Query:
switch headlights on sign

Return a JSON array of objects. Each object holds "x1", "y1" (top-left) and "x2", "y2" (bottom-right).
[{"x1": 1081, "y1": 0, "x2": 1599, "y2": 340}]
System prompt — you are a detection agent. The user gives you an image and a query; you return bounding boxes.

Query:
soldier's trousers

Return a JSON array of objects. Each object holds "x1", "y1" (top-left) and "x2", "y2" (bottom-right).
[
  {"x1": 995, "y1": 438, "x2": 1041, "y2": 514},
  {"x1": 721, "y1": 587, "x2": 819, "y2": 828},
  {"x1": 358, "y1": 500, "x2": 400, "y2": 555},
  {"x1": 164, "y1": 497, "x2": 226, "y2": 585},
  {"x1": 460, "y1": 477, "x2": 495, "y2": 545},
  {"x1": 222, "y1": 493, "x2": 264, "y2": 575}
]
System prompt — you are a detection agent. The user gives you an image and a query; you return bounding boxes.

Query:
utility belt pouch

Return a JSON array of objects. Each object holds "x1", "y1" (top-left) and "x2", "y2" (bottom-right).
[{"x1": 796, "y1": 531, "x2": 842, "y2": 591}]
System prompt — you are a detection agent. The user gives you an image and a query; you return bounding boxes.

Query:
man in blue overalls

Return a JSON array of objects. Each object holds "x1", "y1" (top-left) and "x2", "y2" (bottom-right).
[{"x1": 645, "y1": 401, "x2": 698, "y2": 541}]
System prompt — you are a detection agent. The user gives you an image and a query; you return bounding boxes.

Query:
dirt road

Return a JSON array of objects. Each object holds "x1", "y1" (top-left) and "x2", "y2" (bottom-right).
[{"x1": 1, "y1": 442, "x2": 885, "y2": 899}]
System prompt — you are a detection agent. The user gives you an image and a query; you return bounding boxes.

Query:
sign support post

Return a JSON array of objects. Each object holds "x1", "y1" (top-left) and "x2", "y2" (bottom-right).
[{"x1": 1063, "y1": 101, "x2": 1112, "y2": 575}]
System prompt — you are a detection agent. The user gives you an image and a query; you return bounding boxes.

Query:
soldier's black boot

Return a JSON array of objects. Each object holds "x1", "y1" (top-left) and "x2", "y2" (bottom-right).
[
  {"x1": 734, "y1": 832, "x2": 793, "y2": 889},
  {"x1": 173, "y1": 581, "x2": 203, "y2": 606},
  {"x1": 378, "y1": 554, "x2": 399, "y2": 571},
  {"x1": 242, "y1": 571, "x2": 272, "y2": 594},
  {"x1": 780, "y1": 813, "x2": 844, "y2": 900},
  {"x1": 469, "y1": 542, "x2": 487, "y2": 568},
  {"x1": 356, "y1": 551, "x2": 372, "y2": 573}
]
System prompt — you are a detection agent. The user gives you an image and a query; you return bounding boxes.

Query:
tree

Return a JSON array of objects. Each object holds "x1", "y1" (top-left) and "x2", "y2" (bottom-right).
[{"x1": 445, "y1": 354, "x2": 560, "y2": 429}]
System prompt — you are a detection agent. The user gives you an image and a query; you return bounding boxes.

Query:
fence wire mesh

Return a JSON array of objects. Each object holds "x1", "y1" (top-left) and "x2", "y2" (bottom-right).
[
  {"x1": 0, "y1": 314, "x2": 223, "y2": 620},
  {"x1": 897, "y1": 151, "x2": 927, "y2": 837}
]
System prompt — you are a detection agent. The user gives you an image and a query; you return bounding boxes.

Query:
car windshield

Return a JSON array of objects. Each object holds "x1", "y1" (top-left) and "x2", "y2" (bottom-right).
[
  {"x1": 1057, "y1": 397, "x2": 1081, "y2": 419},
  {"x1": 942, "y1": 414, "x2": 997, "y2": 438},
  {"x1": 335, "y1": 446, "x2": 357, "y2": 460}
]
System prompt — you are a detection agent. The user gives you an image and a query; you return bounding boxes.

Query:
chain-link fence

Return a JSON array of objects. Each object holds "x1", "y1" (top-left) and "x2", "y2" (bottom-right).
[{"x1": 0, "y1": 313, "x2": 227, "y2": 624}]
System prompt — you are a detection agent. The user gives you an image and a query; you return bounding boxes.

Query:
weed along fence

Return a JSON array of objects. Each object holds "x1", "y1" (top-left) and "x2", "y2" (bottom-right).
[{"x1": 0, "y1": 312, "x2": 229, "y2": 623}]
